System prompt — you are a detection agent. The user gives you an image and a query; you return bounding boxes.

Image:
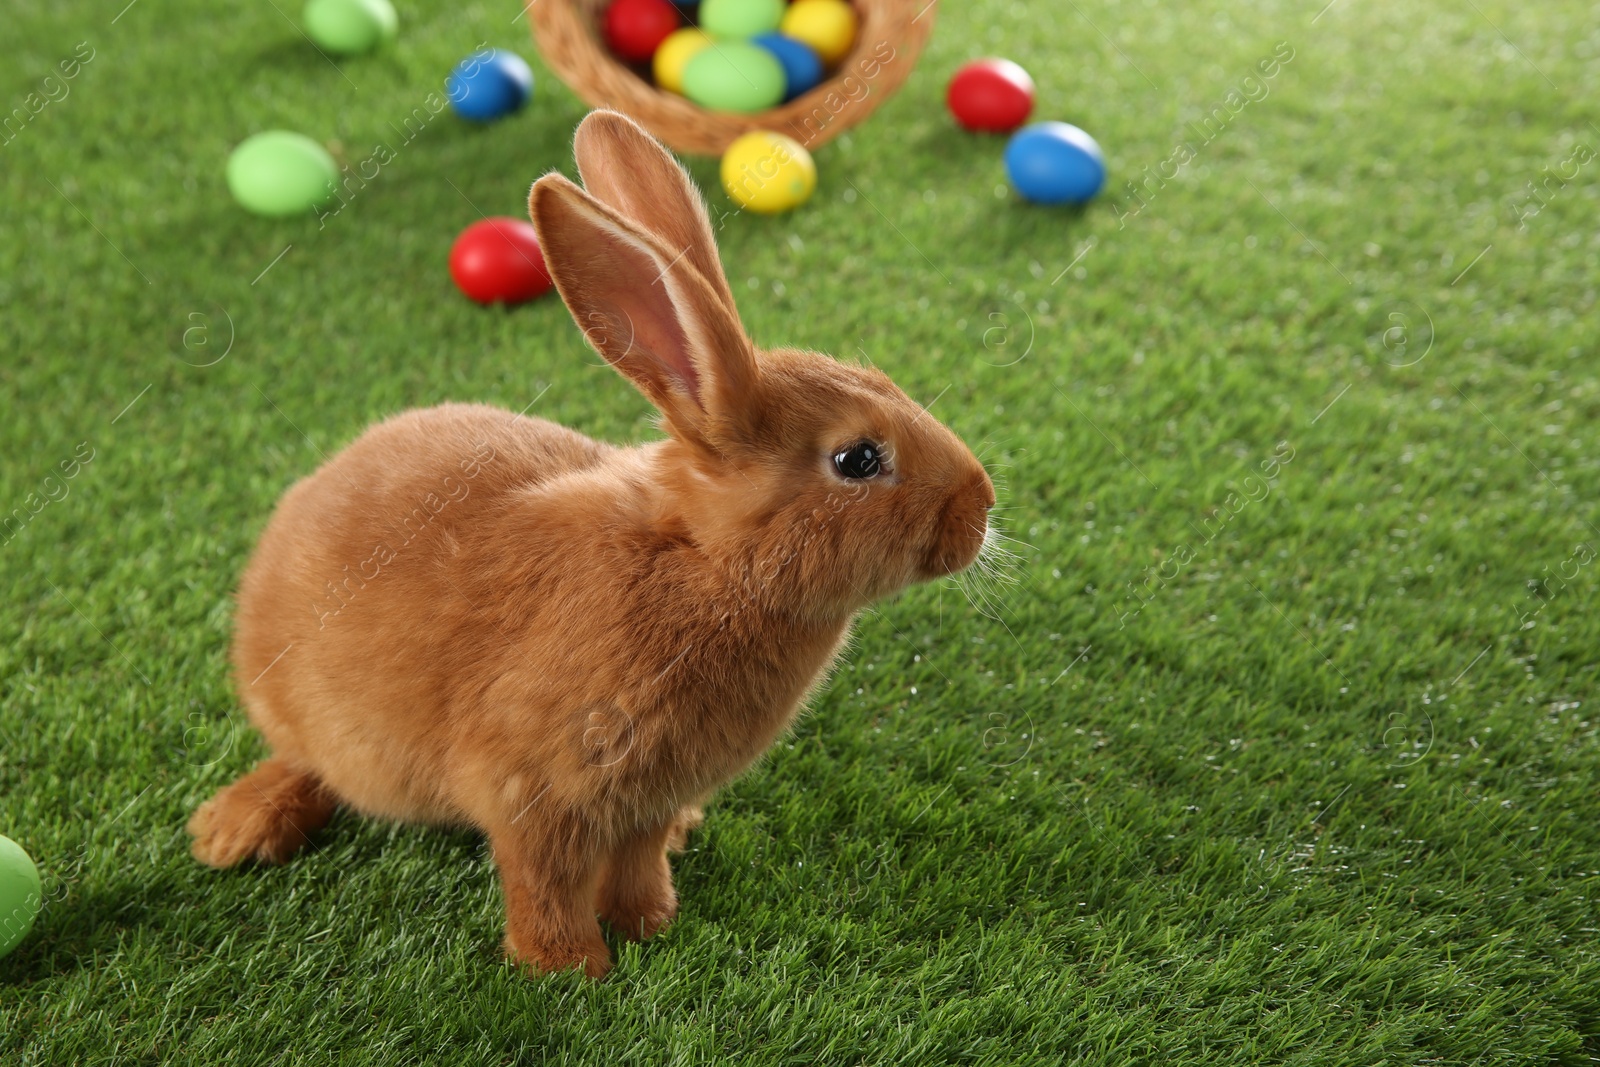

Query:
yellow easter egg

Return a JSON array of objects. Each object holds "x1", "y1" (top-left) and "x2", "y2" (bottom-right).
[
  {"x1": 721, "y1": 130, "x2": 816, "y2": 214},
  {"x1": 779, "y1": 0, "x2": 858, "y2": 66},
  {"x1": 653, "y1": 28, "x2": 712, "y2": 95}
]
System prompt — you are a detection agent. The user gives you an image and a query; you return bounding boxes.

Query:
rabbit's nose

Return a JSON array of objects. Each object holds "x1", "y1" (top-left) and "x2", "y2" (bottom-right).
[{"x1": 971, "y1": 468, "x2": 997, "y2": 511}]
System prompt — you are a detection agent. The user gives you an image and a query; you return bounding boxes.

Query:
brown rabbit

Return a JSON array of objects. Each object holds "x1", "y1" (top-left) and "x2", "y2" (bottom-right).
[{"x1": 188, "y1": 110, "x2": 995, "y2": 979}]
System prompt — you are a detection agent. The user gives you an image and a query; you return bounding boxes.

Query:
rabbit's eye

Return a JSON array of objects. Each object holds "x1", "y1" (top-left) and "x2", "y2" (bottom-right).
[{"x1": 834, "y1": 441, "x2": 883, "y2": 479}]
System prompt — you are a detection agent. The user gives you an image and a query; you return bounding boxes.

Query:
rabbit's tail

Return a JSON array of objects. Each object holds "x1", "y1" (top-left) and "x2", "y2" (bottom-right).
[{"x1": 188, "y1": 757, "x2": 337, "y2": 867}]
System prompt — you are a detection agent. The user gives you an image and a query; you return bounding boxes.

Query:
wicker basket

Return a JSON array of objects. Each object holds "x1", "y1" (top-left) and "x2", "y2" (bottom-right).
[{"x1": 529, "y1": 0, "x2": 937, "y2": 156}]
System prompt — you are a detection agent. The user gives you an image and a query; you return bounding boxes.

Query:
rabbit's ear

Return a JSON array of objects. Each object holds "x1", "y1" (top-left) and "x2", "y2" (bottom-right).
[
  {"x1": 571, "y1": 110, "x2": 741, "y2": 320},
  {"x1": 530, "y1": 173, "x2": 760, "y2": 451}
]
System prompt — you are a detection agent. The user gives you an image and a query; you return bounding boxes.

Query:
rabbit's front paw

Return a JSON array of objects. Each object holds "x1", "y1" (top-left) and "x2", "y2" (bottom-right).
[
  {"x1": 188, "y1": 759, "x2": 335, "y2": 867},
  {"x1": 598, "y1": 883, "x2": 678, "y2": 942},
  {"x1": 598, "y1": 819, "x2": 683, "y2": 940},
  {"x1": 505, "y1": 932, "x2": 613, "y2": 980}
]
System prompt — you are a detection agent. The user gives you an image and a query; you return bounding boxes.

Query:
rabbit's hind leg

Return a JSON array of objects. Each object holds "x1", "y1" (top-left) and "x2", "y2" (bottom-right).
[
  {"x1": 188, "y1": 757, "x2": 337, "y2": 867},
  {"x1": 665, "y1": 804, "x2": 704, "y2": 854}
]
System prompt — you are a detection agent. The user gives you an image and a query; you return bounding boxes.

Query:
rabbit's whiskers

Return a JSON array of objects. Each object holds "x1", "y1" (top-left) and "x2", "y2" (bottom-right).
[{"x1": 952, "y1": 515, "x2": 1025, "y2": 621}]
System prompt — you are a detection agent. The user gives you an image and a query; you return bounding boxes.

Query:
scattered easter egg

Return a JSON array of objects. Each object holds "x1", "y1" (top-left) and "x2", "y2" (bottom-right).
[
  {"x1": 446, "y1": 50, "x2": 534, "y2": 122},
  {"x1": 0, "y1": 835, "x2": 41, "y2": 961},
  {"x1": 682, "y1": 42, "x2": 785, "y2": 113},
  {"x1": 722, "y1": 130, "x2": 816, "y2": 214},
  {"x1": 751, "y1": 33, "x2": 824, "y2": 101},
  {"x1": 449, "y1": 217, "x2": 553, "y2": 305},
  {"x1": 225, "y1": 131, "x2": 338, "y2": 217},
  {"x1": 301, "y1": 0, "x2": 397, "y2": 55},
  {"x1": 779, "y1": 0, "x2": 857, "y2": 66},
  {"x1": 1005, "y1": 122, "x2": 1105, "y2": 204},
  {"x1": 699, "y1": 0, "x2": 785, "y2": 40},
  {"x1": 603, "y1": 0, "x2": 681, "y2": 64},
  {"x1": 654, "y1": 28, "x2": 713, "y2": 94},
  {"x1": 947, "y1": 58, "x2": 1034, "y2": 133}
]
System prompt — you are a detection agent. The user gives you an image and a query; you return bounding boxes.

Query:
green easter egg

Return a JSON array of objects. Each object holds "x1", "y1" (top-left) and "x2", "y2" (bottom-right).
[
  {"x1": 0, "y1": 835, "x2": 42, "y2": 961},
  {"x1": 226, "y1": 131, "x2": 339, "y2": 218},
  {"x1": 303, "y1": 0, "x2": 397, "y2": 55},
  {"x1": 682, "y1": 43, "x2": 786, "y2": 114},
  {"x1": 699, "y1": 0, "x2": 785, "y2": 39}
]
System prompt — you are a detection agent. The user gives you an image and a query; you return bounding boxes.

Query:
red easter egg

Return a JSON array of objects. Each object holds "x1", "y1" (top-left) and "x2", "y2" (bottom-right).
[
  {"x1": 603, "y1": 0, "x2": 681, "y2": 64},
  {"x1": 947, "y1": 58, "x2": 1036, "y2": 133},
  {"x1": 449, "y1": 217, "x2": 553, "y2": 305}
]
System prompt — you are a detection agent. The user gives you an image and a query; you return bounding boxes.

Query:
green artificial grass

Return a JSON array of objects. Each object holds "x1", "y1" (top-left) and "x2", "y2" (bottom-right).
[{"x1": 2, "y1": 0, "x2": 1598, "y2": 1063}]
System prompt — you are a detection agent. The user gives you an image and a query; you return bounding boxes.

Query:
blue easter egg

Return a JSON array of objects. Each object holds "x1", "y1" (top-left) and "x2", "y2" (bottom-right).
[
  {"x1": 446, "y1": 49, "x2": 534, "y2": 122},
  {"x1": 1004, "y1": 122, "x2": 1105, "y2": 205},
  {"x1": 751, "y1": 33, "x2": 824, "y2": 101}
]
